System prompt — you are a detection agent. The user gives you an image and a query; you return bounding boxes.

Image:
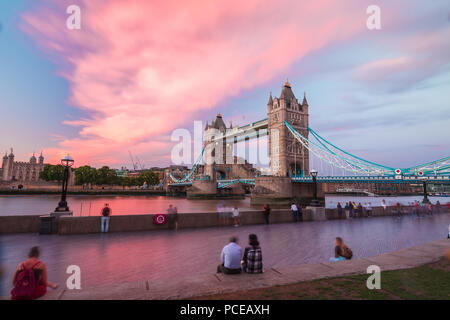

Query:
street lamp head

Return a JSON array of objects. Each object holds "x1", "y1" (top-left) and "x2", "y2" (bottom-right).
[
  {"x1": 61, "y1": 155, "x2": 74, "y2": 167},
  {"x1": 310, "y1": 169, "x2": 318, "y2": 178}
]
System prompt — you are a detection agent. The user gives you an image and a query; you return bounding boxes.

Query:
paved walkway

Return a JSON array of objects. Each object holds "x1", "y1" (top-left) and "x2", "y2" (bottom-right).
[
  {"x1": 1, "y1": 213, "x2": 449, "y2": 298},
  {"x1": 42, "y1": 238, "x2": 450, "y2": 299}
]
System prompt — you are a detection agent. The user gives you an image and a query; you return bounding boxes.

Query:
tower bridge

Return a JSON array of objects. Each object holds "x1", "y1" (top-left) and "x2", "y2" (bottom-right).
[{"x1": 167, "y1": 81, "x2": 450, "y2": 202}]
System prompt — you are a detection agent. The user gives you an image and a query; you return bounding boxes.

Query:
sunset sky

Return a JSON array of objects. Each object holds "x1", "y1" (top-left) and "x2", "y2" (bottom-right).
[{"x1": 0, "y1": 0, "x2": 449, "y2": 169}]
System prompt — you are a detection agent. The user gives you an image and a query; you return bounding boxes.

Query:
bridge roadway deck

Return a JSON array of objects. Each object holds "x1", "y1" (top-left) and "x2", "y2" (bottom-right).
[{"x1": 1, "y1": 213, "x2": 449, "y2": 298}]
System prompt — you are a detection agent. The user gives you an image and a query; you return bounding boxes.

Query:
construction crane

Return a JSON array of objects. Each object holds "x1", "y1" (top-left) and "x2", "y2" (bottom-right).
[
  {"x1": 128, "y1": 150, "x2": 138, "y2": 171},
  {"x1": 135, "y1": 155, "x2": 145, "y2": 170}
]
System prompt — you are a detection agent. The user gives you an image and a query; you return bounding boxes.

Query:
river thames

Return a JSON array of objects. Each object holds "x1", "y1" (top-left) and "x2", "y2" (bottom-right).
[{"x1": 0, "y1": 194, "x2": 449, "y2": 216}]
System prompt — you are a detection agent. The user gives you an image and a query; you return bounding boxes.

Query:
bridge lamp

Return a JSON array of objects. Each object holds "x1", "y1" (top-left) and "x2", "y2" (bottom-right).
[
  {"x1": 310, "y1": 169, "x2": 320, "y2": 207},
  {"x1": 55, "y1": 155, "x2": 74, "y2": 212}
]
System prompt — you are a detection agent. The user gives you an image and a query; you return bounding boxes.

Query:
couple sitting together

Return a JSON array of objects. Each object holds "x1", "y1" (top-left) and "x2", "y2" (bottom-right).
[{"x1": 217, "y1": 234, "x2": 262, "y2": 274}]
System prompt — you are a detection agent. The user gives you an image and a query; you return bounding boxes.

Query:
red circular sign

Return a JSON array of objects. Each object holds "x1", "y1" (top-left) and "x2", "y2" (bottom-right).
[
  {"x1": 395, "y1": 169, "x2": 401, "y2": 175},
  {"x1": 154, "y1": 214, "x2": 167, "y2": 225},
  {"x1": 418, "y1": 171, "x2": 423, "y2": 176}
]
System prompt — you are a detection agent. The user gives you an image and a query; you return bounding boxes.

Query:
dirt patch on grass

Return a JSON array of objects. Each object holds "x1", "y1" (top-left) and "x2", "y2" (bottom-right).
[{"x1": 427, "y1": 257, "x2": 450, "y2": 272}]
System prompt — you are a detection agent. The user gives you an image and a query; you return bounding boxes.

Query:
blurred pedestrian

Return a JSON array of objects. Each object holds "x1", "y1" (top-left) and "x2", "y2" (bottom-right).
[
  {"x1": 337, "y1": 202, "x2": 343, "y2": 219},
  {"x1": 232, "y1": 206, "x2": 240, "y2": 227},
  {"x1": 291, "y1": 202, "x2": 299, "y2": 222},
  {"x1": 263, "y1": 204, "x2": 271, "y2": 224}
]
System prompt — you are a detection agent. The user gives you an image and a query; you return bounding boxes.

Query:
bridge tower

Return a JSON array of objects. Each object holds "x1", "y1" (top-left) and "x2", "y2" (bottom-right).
[
  {"x1": 203, "y1": 113, "x2": 233, "y2": 181},
  {"x1": 267, "y1": 80, "x2": 309, "y2": 177}
]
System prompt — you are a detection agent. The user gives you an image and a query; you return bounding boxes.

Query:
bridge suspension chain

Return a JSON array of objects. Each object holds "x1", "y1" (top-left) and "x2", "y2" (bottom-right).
[
  {"x1": 285, "y1": 121, "x2": 395, "y2": 176},
  {"x1": 286, "y1": 121, "x2": 449, "y2": 177},
  {"x1": 169, "y1": 146, "x2": 206, "y2": 183}
]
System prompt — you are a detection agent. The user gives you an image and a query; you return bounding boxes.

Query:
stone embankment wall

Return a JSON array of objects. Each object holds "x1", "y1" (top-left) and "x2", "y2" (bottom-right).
[{"x1": 1, "y1": 206, "x2": 448, "y2": 235}]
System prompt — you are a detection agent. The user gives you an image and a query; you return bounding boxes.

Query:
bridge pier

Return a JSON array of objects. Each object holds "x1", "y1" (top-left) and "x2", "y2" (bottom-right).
[
  {"x1": 251, "y1": 176, "x2": 324, "y2": 207},
  {"x1": 187, "y1": 179, "x2": 217, "y2": 199}
]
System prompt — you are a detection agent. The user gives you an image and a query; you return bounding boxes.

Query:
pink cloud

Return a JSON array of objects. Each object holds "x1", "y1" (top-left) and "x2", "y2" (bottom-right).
[
  {"x1": 21, "y1": 0, "x2": 370, "y2": 167},
  {"x1": 353, "y1": 26, "x2": 450, "y2": 91}
]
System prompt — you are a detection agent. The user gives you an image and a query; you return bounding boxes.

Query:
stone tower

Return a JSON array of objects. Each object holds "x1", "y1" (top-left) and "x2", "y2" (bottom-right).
[
  {"x1": 1, "y1": 149, "x2": 15, "y2": 181},
  {"x1": 39, "y1": 151, "x2": 44, "y2": 164},
  {"x1": 267, "y1": 80, "x2": 309, "y2": 177},
  {"x1": 30, "y1": 153, "x2": 37, "y2": 164},
  {"x1": 204, "y1": 113, "x2": 233, "y2": 180},
  {"x1": 1, "y1": 151, "x2": 9, "y2": 181}
]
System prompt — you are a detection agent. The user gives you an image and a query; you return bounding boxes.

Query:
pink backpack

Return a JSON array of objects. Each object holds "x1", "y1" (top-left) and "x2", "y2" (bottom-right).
[{"x1": 11, "y1": 261, "x2": 41, "y2": 300}]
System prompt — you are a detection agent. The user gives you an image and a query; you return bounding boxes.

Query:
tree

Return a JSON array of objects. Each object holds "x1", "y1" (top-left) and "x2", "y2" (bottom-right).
[
  {"x1": 96, "y1": 166, "x2": 119, "y2": 185},
  {"x1": 137, "y1": 170, "x2": 160, "y2": 186},
  {"x1": 39, "y1": 164, "x2": 65, "y2": 182},
  {"x1": 74, "y1": 166, "x2": 97, "y2": 185}
]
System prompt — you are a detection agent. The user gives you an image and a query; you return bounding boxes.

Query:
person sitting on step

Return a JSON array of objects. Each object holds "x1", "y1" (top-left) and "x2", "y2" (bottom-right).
[
  {"x1": 242, "y1": 234, "x2": 263, "y2": 274},
  {"x1": 329, "y1": 237, "x2": 353, "y2": 262},
  {"x1": 11, "y1": 246, "x2": 58, "y2": 300},
  {"x1": 217, "y1": 236, "x2": 242, "y2": 274}
]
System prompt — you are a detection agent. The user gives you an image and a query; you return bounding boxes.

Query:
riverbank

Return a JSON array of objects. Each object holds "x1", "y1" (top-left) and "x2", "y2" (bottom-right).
[{"x1": 33, "y1": 238, "x2": 449, "y2": 300}]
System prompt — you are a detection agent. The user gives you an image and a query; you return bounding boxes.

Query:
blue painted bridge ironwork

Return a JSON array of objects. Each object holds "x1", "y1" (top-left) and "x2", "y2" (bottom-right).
[{"x1": 168, "y1": 118, "x2": 449, "y2": 186}]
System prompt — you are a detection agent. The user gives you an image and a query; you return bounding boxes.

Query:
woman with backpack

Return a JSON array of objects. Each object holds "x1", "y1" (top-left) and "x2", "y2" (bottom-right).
[
  {"x1": 242, "y1": 234, "x2": 263, "y2": 274},
  {"x1": 329, "y1": 237, "x2": 353, "y2": 262},
  {"x1": 11, "y1": 246, "x2": 58, "y2": 300}
]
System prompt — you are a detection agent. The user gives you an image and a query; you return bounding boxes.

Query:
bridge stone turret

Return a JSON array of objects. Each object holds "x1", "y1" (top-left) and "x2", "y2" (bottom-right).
[
  {"x1": 252, "y1": 81, "x2": 317, "y2": 206},
  {"x1": 268, "y1": 80, "x2": 309, "y2": 177}
]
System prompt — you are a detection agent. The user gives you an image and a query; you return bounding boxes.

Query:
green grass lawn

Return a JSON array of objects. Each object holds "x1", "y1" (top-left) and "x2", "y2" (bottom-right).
[{"x1": 193, "y1": 258, "x2": 450, "y2": 300}]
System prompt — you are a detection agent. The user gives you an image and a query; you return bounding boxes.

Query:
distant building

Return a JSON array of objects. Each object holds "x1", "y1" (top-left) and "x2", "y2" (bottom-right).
[
  {"x1": 1, "y1": 148, "x2": 46, "y2": 182},
  {"x1": 115, "y1": 168, "x2": 129, "y2": 178}
]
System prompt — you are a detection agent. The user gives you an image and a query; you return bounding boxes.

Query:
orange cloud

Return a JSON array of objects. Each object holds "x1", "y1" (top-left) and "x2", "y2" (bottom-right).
[{"x1": 22, "y1": 0, "x2": 367, "y2": 167}]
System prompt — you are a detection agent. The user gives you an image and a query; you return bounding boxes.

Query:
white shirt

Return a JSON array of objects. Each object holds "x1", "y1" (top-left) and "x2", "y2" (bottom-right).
[
  {"x1": 232, "y1": 208, "x2": 239, "y2": 217},
  {"x1": 221, "y1": 242, "x2": 242, "y2": 269},
  {"x1": 291, "y1": 204, "x2": 298, "y2": 211}
]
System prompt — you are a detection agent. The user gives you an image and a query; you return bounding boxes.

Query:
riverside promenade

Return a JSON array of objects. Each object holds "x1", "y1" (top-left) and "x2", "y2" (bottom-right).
[
  {"x1": 1, "y1": 213, "x2": 449, "y2": 299},
  {"x1": 40, "y1": 238, "x2": 449, "y2": 300}
]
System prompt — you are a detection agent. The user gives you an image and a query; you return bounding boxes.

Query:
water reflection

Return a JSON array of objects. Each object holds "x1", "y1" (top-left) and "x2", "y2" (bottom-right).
[
  {"x1": 0, "y1": 195, "x2": 257, "y2": 216},
  {"x1": 1, "y1": 194, "x2": 449, "y2": 216}
]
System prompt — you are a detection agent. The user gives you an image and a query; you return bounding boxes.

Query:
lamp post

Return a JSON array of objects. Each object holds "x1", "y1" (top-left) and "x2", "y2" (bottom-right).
[
  {"x1": 55, "y1": 155, "x2": 74, "y2": 212},
  {"x1": 310, "y1": 169, "x2": 320, "y2": 207},
  {"x1": 421, "y1": 178, "x2": 430, "y2": 204}
]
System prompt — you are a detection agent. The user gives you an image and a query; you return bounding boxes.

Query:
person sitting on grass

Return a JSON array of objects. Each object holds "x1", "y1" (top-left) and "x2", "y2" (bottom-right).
[
  {"x1": 11, "y1": 246, "x2": 58, "y2": 300},
  {"x1": 242, "y1": 234, "x2": 263, "y2": 274},
  {"x1": 329, "y1": 237, "x2": 353, "y2": 262},
  {"x1": 217, "y1": 236, "x2": 242, "y2": 274}
]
